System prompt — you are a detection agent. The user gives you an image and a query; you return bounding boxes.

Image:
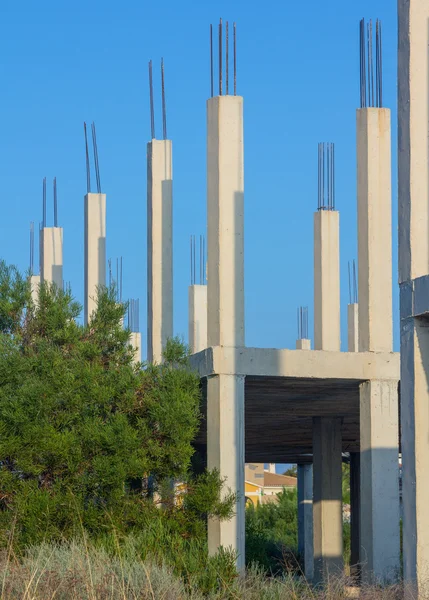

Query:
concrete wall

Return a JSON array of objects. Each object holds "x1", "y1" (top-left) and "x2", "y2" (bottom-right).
[
  {"x1": 147, "y1": 139, "x2": 173, "y2": 364},
  {"x1": 84, "y1": 193, "x2": 106, "y2": 325},
  {"x1": 40, "y1": 227, "x2": 63, "y2": 288},
  {"x1": 357, "y1": 108, "x2": 393, "y2": 353},
  {"x1": 314, "y1": 210, "x2": 340, "y2": 351},
  {"x1": 188, "y1": 284, "x2": 207, "y2": 354}
]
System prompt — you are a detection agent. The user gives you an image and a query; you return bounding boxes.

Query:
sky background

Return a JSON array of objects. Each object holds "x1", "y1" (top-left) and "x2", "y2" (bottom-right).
[{"x1": 0, "y1": 0, "x2": 398, "y2": 471}]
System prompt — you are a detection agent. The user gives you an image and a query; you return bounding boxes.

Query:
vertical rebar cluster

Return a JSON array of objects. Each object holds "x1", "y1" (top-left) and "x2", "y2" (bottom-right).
[
  {"x1": 317, "y1": 143, "x2": 335, "y2": 211},
  {"x1": 53, "y1": 178, "x2": 58, "y2": 227},
  {"x1": 297, "y1": 306, "x2": 309, "y2": 340},
  {"x1": 359, "y1": 18, "x2": 383, "y2": 108},
  {"x1": 108, "y1": 257, "x2": 123, "y2": 302},
  {"x1": 84, "y1": 122, "x2": 102, "y2": 193},
  {"x1": 148, "y1": 58, "x2": 168, "y2": 140},
  {"x1": 29, "y1": 221, "x2": 35, "y2": 274},
  {"x1": 128, "y1": 299, "x2": 140, "y2": 333},
  {"x1": 210, "y1": 19, "x2": 237, "y2": 97},
  {"x1": 42, "y1": 177, "x2": 47, "y2": 228},
  {"x1": 190, "y1": 234, "x2": 206, "y2": 285},
  {"x1": 41, "y1": 177, "x2": 59, "y2": 227},
  {"x1": 348, "y1": 259, "x2": 358, "y2": 304}
]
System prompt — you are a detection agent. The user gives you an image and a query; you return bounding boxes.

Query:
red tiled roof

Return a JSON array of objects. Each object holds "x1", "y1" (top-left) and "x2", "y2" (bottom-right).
[{"x1": 264, "y1": 472, "x2": 297, "y2": 487}]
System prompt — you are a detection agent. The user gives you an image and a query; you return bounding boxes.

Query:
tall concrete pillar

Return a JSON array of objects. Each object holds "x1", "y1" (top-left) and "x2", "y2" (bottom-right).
[
  {"x1": 188, "y1": 284, "x2": 207, "y2": 354},
  {"x1": 313, "y1": 208, "x2": 342, "y2": 582},
  {"x1": 312, "y1": 417, "x2": 343, "y2": 583},
  {"x1": 298, "y1": 463, "x2": 314, "y2": 580},
  {"x1": 357, "y1": 108, "x2": 393, "y2": 353},
  {"x1": 206, "y1": 95, "x2": 245, "y2": 569},
  {"x1": 314, "y1": 210, "x2": 340, "y2": 352},
  {"x1": 129, "y1": 332, "x2": 141, "y2": 365},
  {"x1": 347, "y1": 303, "x2": 358, "y2": 353},
  {"x1": 398, "y1": 0, "x2": 429, "y2": 590},
  {"x1": 359, "y1": 380, "x2": 399, "y2": 582},
  {"x1": 357, "y1": 106, "x2": 399, "y2": 582},
  {"x1": 84, "y1": 193, "x2": 106, "y2": 325},
  {"x1": 147, "y1": 139, "x2": 173, "y2": 364},
  {"x1": 30, "y1": 274, "x2": 40, "y2": 305},
  {"x1": 347, "y1": 304, "x2": 360, "y2": 577},
  {"x1": 40, "y1": 227, "x2": 63, "y2": 288}
]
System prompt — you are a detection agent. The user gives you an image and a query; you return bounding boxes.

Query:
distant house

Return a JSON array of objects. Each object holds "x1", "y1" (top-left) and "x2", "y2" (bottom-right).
[{"x1": 245, "y1": 463, "x2": 297, "y2": 506}]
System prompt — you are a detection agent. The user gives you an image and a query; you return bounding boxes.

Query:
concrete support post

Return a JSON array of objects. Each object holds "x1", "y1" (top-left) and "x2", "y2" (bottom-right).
[
  {"x1": 206, "y1": 95, "x2": 245, "y2": 569},
  {"x1": 357, "y1": 108, "x2": 393, "y2": 353},
  {"x1": 350, "y1": 452, "x2": 360, "y2": 579},
  {"x1": 30, "y1": 274, "x2": 40, "y2": 306},
  {"x1": 296, "y1": 338, "x2": 311, "y2": 350},
  {"x1": 359, "y1": 380, "x2": 400, "y2": 583},
  {"x1": 147, "y1": 139, "x2": 173, "y2": 364},
  {"x1": 84, "y1": 193, "x2": 106, "y2": 325},
  {"x1": 188, "y1": 284, "x2": 207, "y2": 354},
  {"x1": 347, "y1": 304, "x2": 359, "y2": 353},
  {"x1": 298, "y1": 463, "x2": 314, "y2": 580},
  {"x1": 312, "y1": 417, "x2": 343, "y2": 583},
  {"x1": 314, "y1": 210, "x2": 340, "y2": 351},
  {"x1": 129, "y1": 332, "x2": 141, "y2": 365},
  {"x1": 398, "y1": 0, "x2": 429, "y2": 592},
  {"x1": 207, "y1": 373, "x2": 245, "y2": 570},
  {"x1": 40, "y1": 227, "x2": 63, "y2": 288}
]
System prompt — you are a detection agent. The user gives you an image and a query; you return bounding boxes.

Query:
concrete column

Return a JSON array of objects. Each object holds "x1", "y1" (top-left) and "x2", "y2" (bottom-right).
[
  {"x1": 312, "y1": 417, "x2": 343, "y2": 584},
  {"x1": 129, "y1": 332, "x2": 141, "y2": 365},
  {"x1": 314, "y1": 210, "x2": 340, "y2": 351},
  {"x1": 188, "y1": 284, "x2": 207, "y2": 354},
  {"x1": 350, "y1": 452, "x2": 360, "y2": 579},
  {"x1": 398, "y1": 0, "x2": 429, "y2": 591},
  {"x1": 207, "y1": 373, "x2": 245, "y2": 570},
  {"x1": 147, "y1": 139, "x2": 173, "y2": 364},
  {"x1": 357, "y1": 108, "x2": 393, "y2": 353},
  {"x1": 206, "y1": 95, "x2": 245, "y2": 569},
  {"x1": 40, "y1": 227, "x2": 63, "y2": 288},
  {"x1": 30, "y1": 274, "x2": 40, "y2": 305},
  {"x1": 359, "y1": 380, "x2": 400, "y2": 583},
  {"x1": 84, "y1": 193, "x2": 106, "y2": 325},
  {"x1": 298, "y1": 463, "x2": 314, "y2": 580},
  {"x1": 207, "y1": 96, "x2": 244, "y2": 348},
  {"x1": 347, "y1": 304, "x2": 358, "y2": 353},
  {"x1": 296, "y1": 338, "x2": 311, "y2": 350}
]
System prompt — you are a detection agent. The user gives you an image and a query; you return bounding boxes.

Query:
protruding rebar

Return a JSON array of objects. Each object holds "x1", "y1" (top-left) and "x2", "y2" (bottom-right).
[
  {"x1": 149, "y1": 60, "x2": 155, "y2": 139},
  {"x1": 120, "y1": 257, "x2": 123, "y2": 302},
  {"x1": 91, "y1": 122, "x2": 102, "y2": 194},
  {"x1": 297, "y1": 306, "x2": 309, "y2": 340},
  {"x1": 348, "y1": 259, "x2": 358, "y2": 304},
  {"x1": 42, "y1": 177, "x2": 47, "y2": 228},
  {"x1": 226, "y1": 21, "x2": 229, "y2": 95},
  {"x1": 161, "y1": 58, "x2": 167, "y2": 140},
  {"x1": 210, "y1": 24, "x2": 214, "y2": 98},
  {"x1": 359, "y1": 18, "x2": 383, "y2": 108},
  {"x1": 317, "y1": 143, "x2": 335, "y2": 210},
  {"x1": 30, "y1": 222, "x2": 34, "y2": 273},
  {"x1": 219, "y1": 18, "x2": 222, "y2": 95},
  {"x1": 233, "y1": 22, "x2": 237, "y2": 95},
  {"x1": 108, "y1": 258, "x2": 112, "y2": 288},
  {"x1": 53, "y1": 178, "x2": 58, "y2": 227},
  {"x1": 84, "y1": 122, "x2": 91, "y2": 194}
]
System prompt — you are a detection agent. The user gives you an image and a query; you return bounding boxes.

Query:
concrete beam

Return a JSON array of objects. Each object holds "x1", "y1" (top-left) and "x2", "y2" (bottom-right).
[
  {"x1": 207, "y1": 95, "x2": 244, "y2": 348},
  {"x1": 347, "y1": 304, "x2": 358, "y2": 353},
  {"x1": 313, "y1": 417, "x2": 343, "y2": 583},
  {"x1": 189, "y1": 346, "x2": 399, "y2": 381},
  {"x1": 360, "y1": 380, "x2": 400, "y2": 583},
  {"x1": 314, "y1": 210, "x2": 340, "y2": 351},
  {"x1": 84, "y1": 193, "x2": 106, "y2": 325},
  {"x1": 40, "y1": 227, "x2": 63, "y2": 288},
  {"x1": 298, "y1": 463, "x2": 314, "y2": 580},
  {"x1": 147, "y1": 139, "x2": 173, "y2": 364},
  {"x1": 188, "y1": 284, "x2": 207, "y2": 354},
  {"x1": 357, "y1": 108, "x2": 393, "y2": 353}
]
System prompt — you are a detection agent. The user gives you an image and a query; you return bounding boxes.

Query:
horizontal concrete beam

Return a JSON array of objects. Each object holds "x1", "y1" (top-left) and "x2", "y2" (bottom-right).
[{"x1": 190, "y1": 346, "x2": 399, "y2": 382}]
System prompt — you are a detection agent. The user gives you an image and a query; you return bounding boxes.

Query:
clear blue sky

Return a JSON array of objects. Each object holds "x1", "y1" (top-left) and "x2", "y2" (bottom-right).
[{"x1": 0, "y1": 0, "x2": 399, "y2": 358}]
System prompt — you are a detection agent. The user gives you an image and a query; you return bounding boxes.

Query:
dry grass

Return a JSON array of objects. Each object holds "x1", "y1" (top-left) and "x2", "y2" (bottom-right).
[{"x1": 0, "y1": 542, "x2": 421, "y2": 599}]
